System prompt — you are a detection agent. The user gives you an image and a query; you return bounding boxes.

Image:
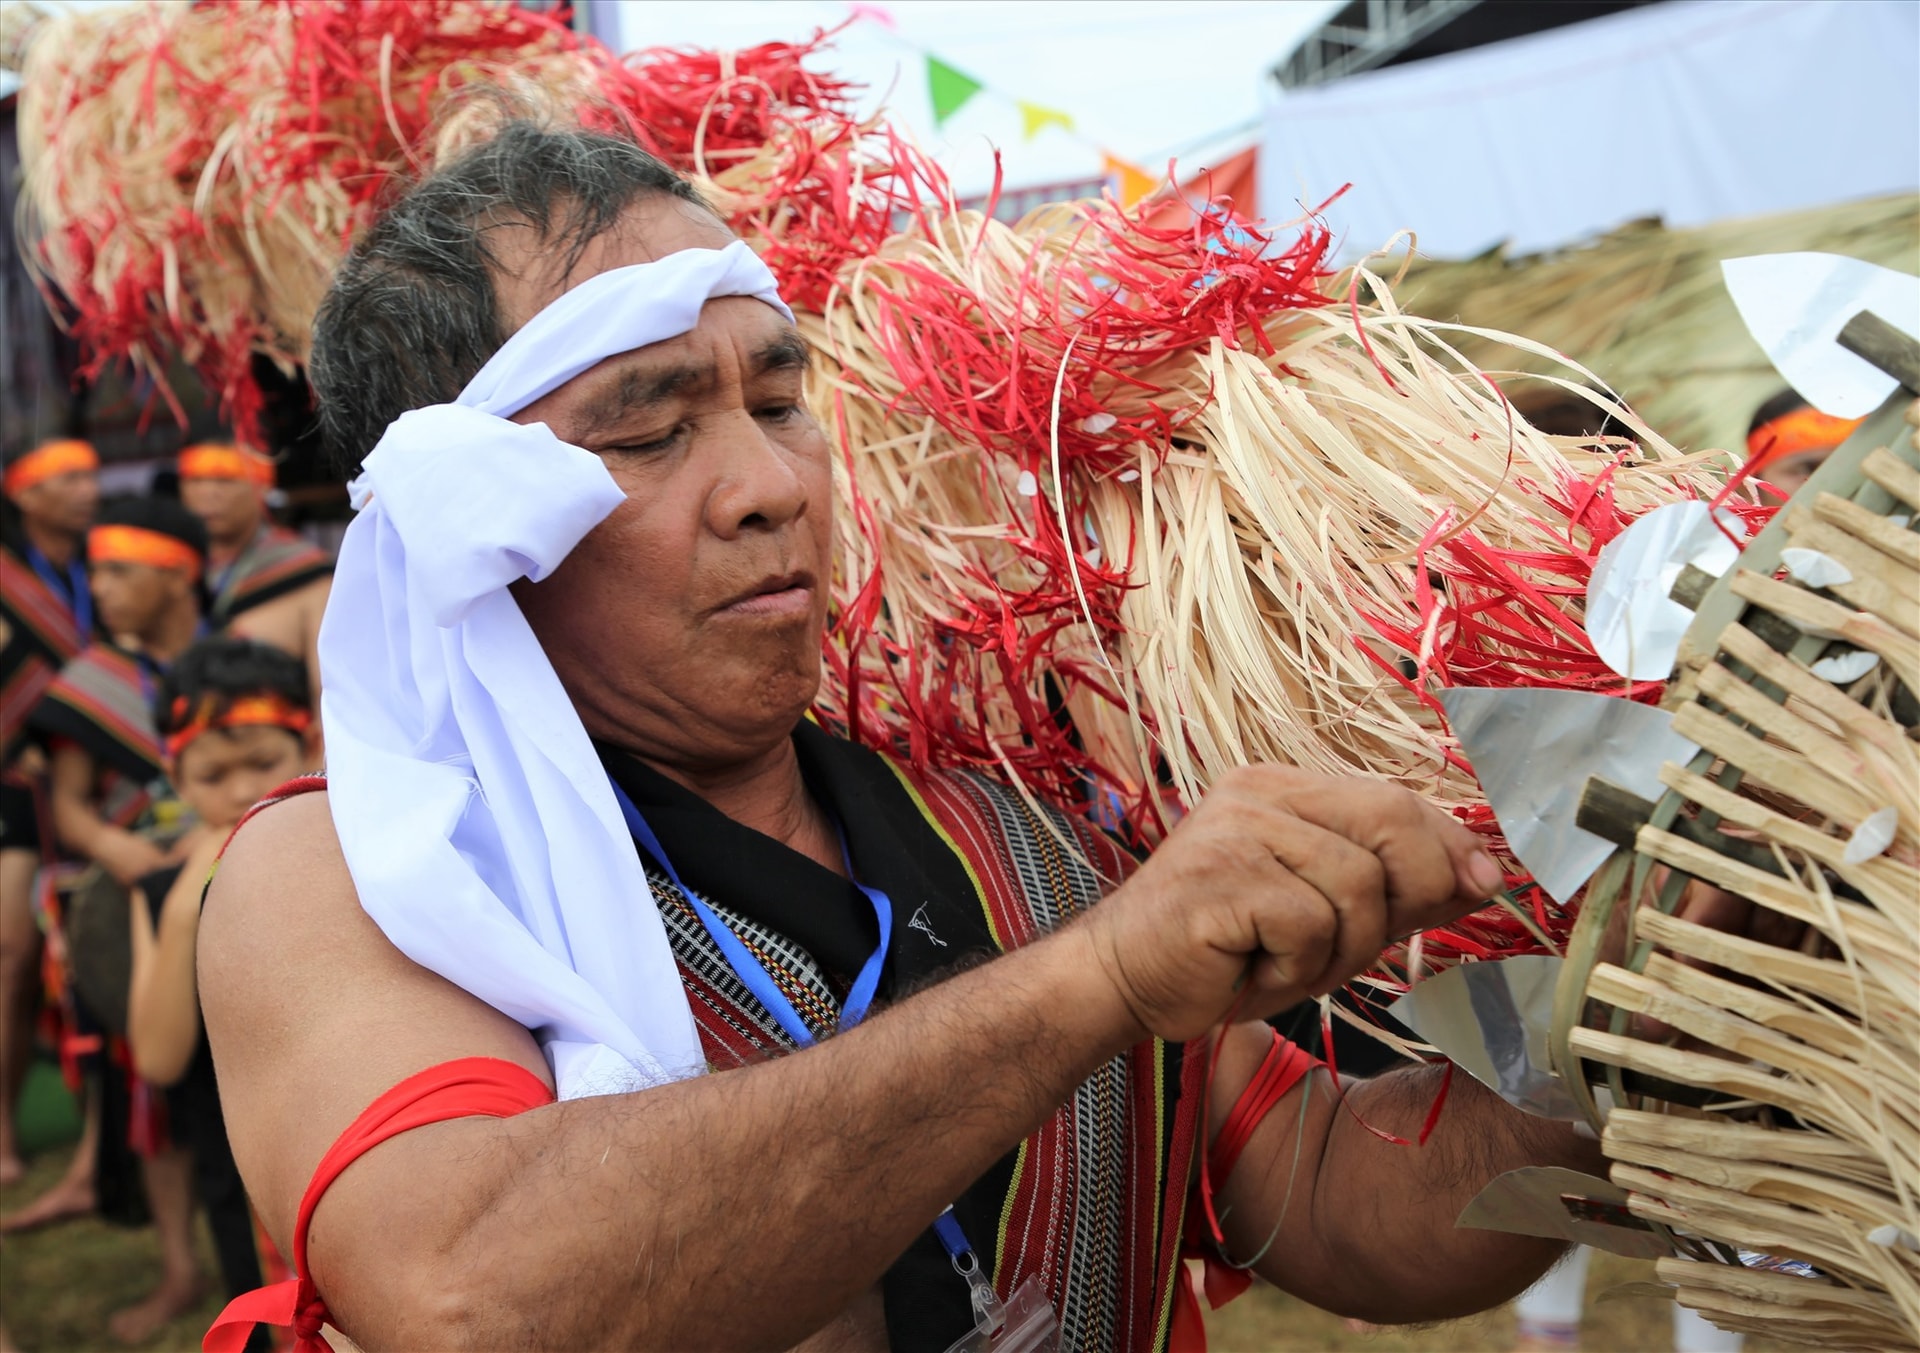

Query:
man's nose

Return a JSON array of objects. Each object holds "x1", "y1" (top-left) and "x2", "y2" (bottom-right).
[{"x1": 707, "y1": 411, "x2": 809, "y2": 538}]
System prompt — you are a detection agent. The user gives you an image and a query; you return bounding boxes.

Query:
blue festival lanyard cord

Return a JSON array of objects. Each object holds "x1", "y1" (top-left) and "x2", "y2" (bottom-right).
[
  {"x1": 606, "y1": 775, "x2": 890, "y2": 1048},
  {"x1": 25, "y1": 543, "x2": 92, "y2": 640},
  {"x1": 207, "y1": 526, "x2": 262, "y2": 609},
  {"x1": 607, "y1": 774, "x2": 990, "y2": 1317}
]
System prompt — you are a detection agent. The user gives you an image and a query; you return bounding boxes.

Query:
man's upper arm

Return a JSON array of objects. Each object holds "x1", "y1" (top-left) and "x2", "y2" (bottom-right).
[{"x1": 197, "y1": 789, "x2": 551, "y2": 1255}]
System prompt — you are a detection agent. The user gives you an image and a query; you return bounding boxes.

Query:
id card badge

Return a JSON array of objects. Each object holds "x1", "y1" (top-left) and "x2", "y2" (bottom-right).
[{"x1": 938, "y1": 1265, "x2": 1059, "y2": 1353}]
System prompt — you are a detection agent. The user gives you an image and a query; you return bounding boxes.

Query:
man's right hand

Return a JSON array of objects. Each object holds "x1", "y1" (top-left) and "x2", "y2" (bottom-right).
[{"x1": 1080, "y1": 766, "x2": 1505, "y2": 1044}]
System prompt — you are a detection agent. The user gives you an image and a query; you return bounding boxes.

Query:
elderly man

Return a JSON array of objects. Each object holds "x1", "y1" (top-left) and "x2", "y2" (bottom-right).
[{"x1": 201, "y1": 125, "x2": 1603, "y2": 1352}]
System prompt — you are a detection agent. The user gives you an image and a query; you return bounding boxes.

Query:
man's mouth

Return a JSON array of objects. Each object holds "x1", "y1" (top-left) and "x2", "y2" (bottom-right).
[{"x1": 718, "y1": 570, "x2": 815, "y2": 616}]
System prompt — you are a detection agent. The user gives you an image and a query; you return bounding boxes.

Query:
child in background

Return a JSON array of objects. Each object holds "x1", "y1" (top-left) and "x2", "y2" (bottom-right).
[{"x1": 126, "y1": 637, "x2": 315, "y2": 1350}]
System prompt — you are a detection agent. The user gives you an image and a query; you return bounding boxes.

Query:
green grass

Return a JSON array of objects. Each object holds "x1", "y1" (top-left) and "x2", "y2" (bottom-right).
[{"x1": 1, "y1": 1066, "x2": 225, "y2": 1353}]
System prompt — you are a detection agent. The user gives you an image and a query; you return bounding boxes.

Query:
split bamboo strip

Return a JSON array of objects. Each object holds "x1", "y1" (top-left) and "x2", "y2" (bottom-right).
[
  {"x1": 1784, "y1": 521, "x2": 1920, "y2": 639},
  {"x1": 1610, "y1": 1109, "x2": 1895, "y2": 1193},
  {"x1": 1632, "y1": 908, "x2": 1901, "y2": 1017},
  {"x1": 1727, "y1": 571, "x2": 1920, "y2": 692},
  {"x1": 1806, "y1": 493, "x2": 1920, "y2": 573},
  {"x1": 1864, "y1": 446, "x2": 1920, "y2": 511},
  {"x1": 1657, "y1": 1258, "x2": 1911, "y2": 1352}
]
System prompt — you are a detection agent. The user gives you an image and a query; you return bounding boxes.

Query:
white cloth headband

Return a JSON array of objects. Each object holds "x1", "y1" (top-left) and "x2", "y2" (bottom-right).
[{"x1": 319, "y1": 240, "x2": 792, "y2": 1098}]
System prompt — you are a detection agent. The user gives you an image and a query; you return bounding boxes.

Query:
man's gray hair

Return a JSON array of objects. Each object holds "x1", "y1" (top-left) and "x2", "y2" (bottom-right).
[{"x1": 309, "y1": 121, "x2": 714, "y2": 475}]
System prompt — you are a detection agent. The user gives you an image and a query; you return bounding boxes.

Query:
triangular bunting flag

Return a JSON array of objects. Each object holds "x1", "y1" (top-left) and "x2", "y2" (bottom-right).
[
  {"x1": 926, "y1": 56, "x2": 984, "y2": 127},
  {"x1": 1017, "y1": 100, "x2": 1074, "y2": 141},
  {"x1": 1101, "y1": 153, "x2": 1159, "y2": 208}
]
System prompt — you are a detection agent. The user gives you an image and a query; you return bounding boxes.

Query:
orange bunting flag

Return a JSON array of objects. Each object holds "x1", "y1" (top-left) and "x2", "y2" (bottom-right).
[
  {"x1": 1017, "y1": 101, "x2": 1074, "y2": 141},
  {"x1": 1101, "y1": 154, "x2": 1159, "y2": 209}
]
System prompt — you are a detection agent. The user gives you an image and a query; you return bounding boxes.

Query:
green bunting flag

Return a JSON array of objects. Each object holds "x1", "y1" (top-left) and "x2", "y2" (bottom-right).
[{"x1": 926, "y1": 55, "x2": 984, "y2": 127}]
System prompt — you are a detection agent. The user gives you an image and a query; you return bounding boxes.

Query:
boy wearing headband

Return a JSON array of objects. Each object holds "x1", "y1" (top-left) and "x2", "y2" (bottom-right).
[
  {"x1": 1, "y1": 439, "x2": 99, "y2": 1187},
  {"x1": 1744, "y1": 388, "x2": 1864, "y2": 498},
  {"x1": 31, "y1": 496, "x2": 208, "y2": 889},
  {"x1": 125, "y1": 637, "x2": 314, "y2": 1350},
  {"x1": 177, "y1": 443, "x2": 332, "y2": 707}
]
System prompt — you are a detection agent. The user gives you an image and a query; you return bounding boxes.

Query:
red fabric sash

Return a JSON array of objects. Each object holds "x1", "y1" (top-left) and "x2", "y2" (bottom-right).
[
  {"x1": 1169, "y1": 1029, "x2": 1321, "y2": 1352},
  {"x1": 202, "y1": 1056, "x2": 553, "y2": 1353}
]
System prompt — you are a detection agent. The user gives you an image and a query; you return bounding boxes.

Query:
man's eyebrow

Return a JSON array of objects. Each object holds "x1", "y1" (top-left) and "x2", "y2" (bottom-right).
[
  {"x1": 751, "y1": 331, "x2": 812, "y2": 377},
  {"x1": 573, "y1": 359, "x2": 711, "y2": 434}
]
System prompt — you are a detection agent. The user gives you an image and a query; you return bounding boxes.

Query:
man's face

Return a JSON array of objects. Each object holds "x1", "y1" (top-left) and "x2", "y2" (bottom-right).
[
  {"x1": 500, "y1": 197, "x2": 835, "y2": 773},
  {"x1": 181, "y1": 476, "x2": 264, "y2": 544},
  {"x1": 172, "y1": 723, "x2": 308, "y2": 831},
  {"x1": 92, "y1": 558, "x2": 192, "y2": 640},
  {"x1": 13, "y1": 469, "x2": 100, "y2": 536}
]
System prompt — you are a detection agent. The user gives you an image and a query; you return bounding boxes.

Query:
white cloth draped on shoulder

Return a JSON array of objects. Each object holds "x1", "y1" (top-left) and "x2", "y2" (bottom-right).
[{"x1": 318, "y1": 241, "x2": 794, "y2": 1099}]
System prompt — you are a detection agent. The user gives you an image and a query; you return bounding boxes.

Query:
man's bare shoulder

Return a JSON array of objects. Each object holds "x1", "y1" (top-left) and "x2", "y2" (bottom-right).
[
  {"x1": 199, "y1": 785, "x2": 551, "y2": 1251},
  {"x1": 200, "y1": 787, "x2": 357, "y2": 971}
]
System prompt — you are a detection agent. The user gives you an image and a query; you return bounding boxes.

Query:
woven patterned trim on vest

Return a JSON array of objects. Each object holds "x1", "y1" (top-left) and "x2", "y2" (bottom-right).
[
  {"x1": 212, "y1": 527, "x2": 332, "y2": 622},
  {"x1": 652, "y1": 757, "x2": 1202, "y2": 1353}
]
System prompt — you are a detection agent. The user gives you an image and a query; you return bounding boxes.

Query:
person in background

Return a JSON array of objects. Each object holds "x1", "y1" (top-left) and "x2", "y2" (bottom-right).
[
  {"x1": 1744, "y1": 389, "x2": 1863, "y2": 498},
  {"x1": 30, "y1": 497, "x2": 207, "y2": 891},
  {"x1": 3, "y1": 496, "x2": 208, "y2": 1341},
  {"x1": 127, "y1": 636, "x2": 316, "y2": 1353},
  {"x1": 0, "y1": 440, "x2": 100, "y2": 1188},
  {"x1": 176, "y1": 443, "x2": 332, "y2": 718}
]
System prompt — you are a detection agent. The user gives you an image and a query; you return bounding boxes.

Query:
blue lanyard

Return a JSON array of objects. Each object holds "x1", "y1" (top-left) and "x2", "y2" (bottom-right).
[
  {"x1": 26, "y1": 543, "x2": 92, "y2": 640},
  {"x1": 606, "y1": 776, "x2": 892, "y2": 1048},
  {"x1": 207, "y1": 526, "x2": 260, "y2": 606},
  {"x1": 133, "y1": 651, "x2": 168, "y2": 708},
  {"x1": 608, "y1": 775, "x2": 988, "y2": 1318}
]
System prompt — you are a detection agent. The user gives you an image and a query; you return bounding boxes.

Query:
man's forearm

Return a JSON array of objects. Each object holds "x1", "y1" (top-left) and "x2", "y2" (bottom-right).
[
  {"x1": 1240, "y1": 1064, "x2": 1601, "y2": 1323},
  {"x1": 321, "y1": 922, "x2": 1143, "y2": 1350}
]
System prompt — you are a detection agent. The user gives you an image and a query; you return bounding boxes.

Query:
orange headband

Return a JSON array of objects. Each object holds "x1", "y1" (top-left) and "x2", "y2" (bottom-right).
[
  {"x1": 179, "y1": 443, "x2": 276, "y2": 487},
  {"x1": 1747, "y1": 407, "x2": 1864, "y2": 470},
  {"x1": 4, "y1": 440, "x2": 98, "y2": 497},
  {"x1": 164, "y1": 693, "x2": 311, "y2": 762},
  {"x1": 88, "y1": 525, "x2": 204, "y2": 581}
]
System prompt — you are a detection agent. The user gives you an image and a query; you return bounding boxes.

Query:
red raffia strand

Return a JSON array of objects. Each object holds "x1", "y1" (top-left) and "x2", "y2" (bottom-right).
[
  {"x1": 20, "y1": 5, "x2": 1779, "y2": 985},
  {"x1": 20, "y1": 2, "x2": 863, "y2": 441},
  {"x1": 811, "y1": 187, "x2": 1339, "y2": 814}
]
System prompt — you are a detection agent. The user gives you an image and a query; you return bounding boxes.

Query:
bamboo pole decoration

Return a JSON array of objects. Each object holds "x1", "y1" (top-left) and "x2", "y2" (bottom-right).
[{"x1": 1563, "y1": 403, "x2": 1920, "y2": 1350}]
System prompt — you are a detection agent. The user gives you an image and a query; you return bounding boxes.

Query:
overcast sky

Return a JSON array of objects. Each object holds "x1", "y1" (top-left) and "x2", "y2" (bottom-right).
[{"x1": 603, "y1": 1, "x2": 1341, "y2": 198}]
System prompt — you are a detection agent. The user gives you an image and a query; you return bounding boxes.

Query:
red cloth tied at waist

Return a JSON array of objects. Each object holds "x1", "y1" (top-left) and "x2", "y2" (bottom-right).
[{"x1": 203, "y1": 1056, "x2": 554, "y2": 1353}]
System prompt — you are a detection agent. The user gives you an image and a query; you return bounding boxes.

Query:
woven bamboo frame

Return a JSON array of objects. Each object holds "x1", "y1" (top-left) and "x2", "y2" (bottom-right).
[{"x1": 1553, "y1": 397, "x2": 1920, "y2": 1349}]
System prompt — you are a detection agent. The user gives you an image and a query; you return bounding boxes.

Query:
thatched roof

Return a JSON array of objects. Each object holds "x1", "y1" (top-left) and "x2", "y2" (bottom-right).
[{"x1": 1395, "y1": 193, "x2": 1919, "y2": 455}]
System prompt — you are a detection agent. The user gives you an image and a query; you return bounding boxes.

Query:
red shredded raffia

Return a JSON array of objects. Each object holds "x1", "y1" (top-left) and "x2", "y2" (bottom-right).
[{"x1": 25, "y1": 2, "x2": 1780, "y2": 994}]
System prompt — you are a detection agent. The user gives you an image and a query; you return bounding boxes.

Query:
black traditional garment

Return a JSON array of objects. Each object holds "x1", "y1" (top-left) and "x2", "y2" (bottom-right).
[
  {"x1": 601, "y1": 719, "x2": 1204, "y2": 1353},
  {"x1": 28, "y1": 642, "x2": 169, "y2": 829},
  {"x1": 0, "y1": 535, "x2": 93, "y2": 750},
  {"x1": 207, "y1": 525, "x2": 331, "y2": 626}
]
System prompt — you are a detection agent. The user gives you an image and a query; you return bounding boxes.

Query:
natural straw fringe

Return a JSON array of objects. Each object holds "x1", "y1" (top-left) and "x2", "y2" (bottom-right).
[{"x1": 1396, "y1": 197, "x2": 1920, "y2": 454}]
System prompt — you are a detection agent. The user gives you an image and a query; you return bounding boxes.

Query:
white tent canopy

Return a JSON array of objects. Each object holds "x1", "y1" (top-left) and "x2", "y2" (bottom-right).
[{"x1": 1258, "y1": 0, "x2": 1920, "y2": 261}]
